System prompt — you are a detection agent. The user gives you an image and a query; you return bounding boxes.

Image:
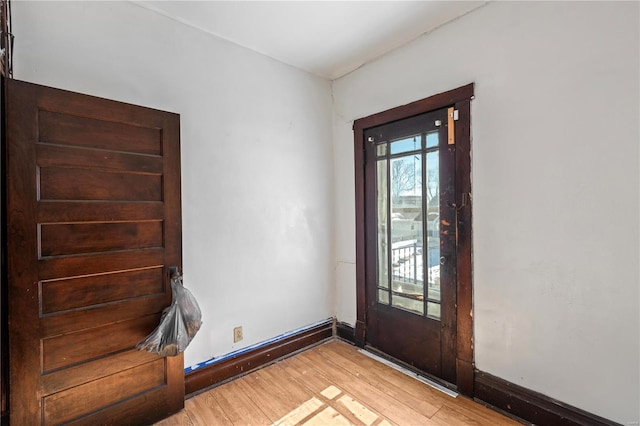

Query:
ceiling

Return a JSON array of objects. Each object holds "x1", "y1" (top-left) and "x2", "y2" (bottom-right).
[{"x1": 134, "y1": 1, "x2": 487, "y2": 80}]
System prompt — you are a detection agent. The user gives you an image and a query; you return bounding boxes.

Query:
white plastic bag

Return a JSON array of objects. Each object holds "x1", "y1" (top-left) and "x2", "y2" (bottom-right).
[{"x1": 136, "y1": 271, "x2": 202, "y2": 357}]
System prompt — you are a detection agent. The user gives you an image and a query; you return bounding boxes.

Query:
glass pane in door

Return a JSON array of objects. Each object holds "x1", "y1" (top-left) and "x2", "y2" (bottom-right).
[
  {"x1": 426, "y1": 150, "x2": 441, "y2": 319},
  {"x1": 390, "y1": 154, "x2": 424, "y2": 315},
  {"x1": 390, "y1": 135, "x2": 420, "y2": 155},
  {"x1": 376, "y1": 159, "x2": 389, "y2": 305},
  {"x1": 426, "y1": 130, "x2": 439, "y2": 148}
]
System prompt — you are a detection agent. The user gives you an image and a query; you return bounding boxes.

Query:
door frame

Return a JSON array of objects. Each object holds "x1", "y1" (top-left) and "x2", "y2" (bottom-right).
[{"x1": 353, "y1": 83, "x2": 474, "y2": 395}]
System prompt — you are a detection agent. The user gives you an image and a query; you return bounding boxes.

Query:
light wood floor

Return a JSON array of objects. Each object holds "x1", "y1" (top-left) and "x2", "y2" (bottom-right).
[{"x1": 156, "y1": 340, "x2": 521, "y2": 425}]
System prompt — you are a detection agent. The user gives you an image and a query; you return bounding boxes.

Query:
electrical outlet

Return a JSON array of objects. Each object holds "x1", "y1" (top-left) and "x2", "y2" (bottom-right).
[{"x1": 233, "y1": 326, "x2": 243, "y2": 343}]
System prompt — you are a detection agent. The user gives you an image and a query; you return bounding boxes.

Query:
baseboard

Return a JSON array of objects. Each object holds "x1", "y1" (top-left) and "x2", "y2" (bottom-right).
[
  {"x1": 336, "y1": 321, "x2": 355, "y2": 344},
  {"x1": 474, "y1": 371, "x2": 621, "y2": 426},
  {"x1": 185, "y1": 319, "x2": 333, "y2": 397}
]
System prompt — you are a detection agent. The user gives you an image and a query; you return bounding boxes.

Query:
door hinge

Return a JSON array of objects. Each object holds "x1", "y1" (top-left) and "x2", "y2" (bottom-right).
[{"x1": 461, "y1": 192, "x2": 470, "y2": 207}]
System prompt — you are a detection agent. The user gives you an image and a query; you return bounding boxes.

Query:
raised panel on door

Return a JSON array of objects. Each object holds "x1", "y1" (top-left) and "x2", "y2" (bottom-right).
[{"x1": 5, "y1": 78, "x2": 184, "y2": 425}]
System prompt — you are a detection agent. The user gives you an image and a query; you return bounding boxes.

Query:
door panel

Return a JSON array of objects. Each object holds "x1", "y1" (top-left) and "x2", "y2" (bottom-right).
[
  {"x1": 364, "y1": 108, "x2": 457, "y2": 383},
  {"x1": 39, "y1": 167, "x2": 163, "y2": 201},
  {"x1": 38, "y1": 109, "x2": 163, "y2": 155},
  {"x1": 374, "y1": 306, "x2": 442, "y2": 374},
  {"x1": 43, "y1": 359, "x2": 166, "y2": 425},
  {"x1": 40, "y1": 267, "x2": 164, "y2": 314},
  {"x1": 5, "y1": 78, "x2": 184, "y2": 425}
]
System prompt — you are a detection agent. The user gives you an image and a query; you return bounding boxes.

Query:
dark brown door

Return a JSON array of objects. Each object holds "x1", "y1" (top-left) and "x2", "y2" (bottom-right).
[
  {"x1": 5, "y1": 78, "x2": 184, "y2": 425},
  {"x1": 363, "y1": 107, "x2": 457, "y2": 383}
]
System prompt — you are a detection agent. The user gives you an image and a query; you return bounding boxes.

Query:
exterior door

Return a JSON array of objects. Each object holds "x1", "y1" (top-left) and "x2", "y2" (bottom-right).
[
  {"x1": 5, "y1": 78, "x2": 184, "y2": 424},
  {"x1": 363, "y1": 107, "x2": 457, "y2": 383}
]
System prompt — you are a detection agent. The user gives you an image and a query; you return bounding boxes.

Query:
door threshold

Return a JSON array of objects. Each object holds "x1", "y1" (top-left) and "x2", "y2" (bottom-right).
[{"x1": 357, "y1": 348, "x2": 459, "y2": 398}]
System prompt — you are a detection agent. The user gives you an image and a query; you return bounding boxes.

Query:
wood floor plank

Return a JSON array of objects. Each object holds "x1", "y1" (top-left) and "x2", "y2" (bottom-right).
[
  {"x1": 431, "y1": 405, "x2": 485, "y2": 426},
  {"x1": 277, "y1": 359, "x2": 388, "y2": 426},
  {"x1": 208, "y1": 379, "x2": 271, "y2": 425},
  {"x1": 273, "y1": 397, "x2": 325, "y2": 426},
  {"x1": 154, "y1": 409, "x2": 193, "y2": 426},
  {"x1": 440, "y1": 397, "x2": 521, "y2": 426},
  {"x1": 183, "y1": 392, "x2": 233, "y2": 426},
  {"x1": 277, "y1": 356, "x2": 337, "y2": 394},
  {"x1": 234, "y1": 371, "x2": 303, "y2": 422},
  {"x1": 324, "y1": 342, "x2": 519, "y2": 426},
  {"x1": 301, "y1": 406, "x2": 352, "y2": 426},
  {"x1": 336, "y1": 394, "x2": 380, "y2": 426},
  {"x1": 257, "y1": 364, "x2": 315, "y2": 406},
  {"x1": 328, "y1": 341, "x2": 450, "y2": 404},
  {"x1": 317, "y1": 342, "x2": 446, "y2": 413},
  {"x1": 157, "y1": 340, "x2": 520, "y2": 426},
  {"x1": 310, "y1": 345, "x2": 443, "y2": 417},
  {"x1": 295, "y1": 349, "x2": 437, "y2": 425}
]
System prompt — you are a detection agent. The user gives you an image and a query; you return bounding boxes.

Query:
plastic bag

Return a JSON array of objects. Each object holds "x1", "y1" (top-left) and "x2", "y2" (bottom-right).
[{"x1": 136, "y1": 270, "x2": 202, "y2": 357}]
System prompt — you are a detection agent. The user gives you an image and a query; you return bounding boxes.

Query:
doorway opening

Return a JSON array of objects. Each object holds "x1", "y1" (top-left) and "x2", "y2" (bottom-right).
[{"x1": 353, "y1": 84, "x2": 474, "y2": 394}]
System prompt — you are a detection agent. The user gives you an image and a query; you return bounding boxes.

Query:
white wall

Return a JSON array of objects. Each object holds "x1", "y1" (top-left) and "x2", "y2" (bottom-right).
[
  {"x1": 332, "y1": 2, "x2": 639, "y2": 424},
  {"x1": 12, "y1": 1, "x2": 335, "y2": 369}
]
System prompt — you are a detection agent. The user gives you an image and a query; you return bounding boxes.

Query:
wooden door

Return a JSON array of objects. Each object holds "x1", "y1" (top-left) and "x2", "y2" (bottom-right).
[
  {"x1": 362, "y1": 107, "x2": 458, "y2": 383},
  {"x1": 4, "y1": 78, "x2": 184, "y2": 425}
]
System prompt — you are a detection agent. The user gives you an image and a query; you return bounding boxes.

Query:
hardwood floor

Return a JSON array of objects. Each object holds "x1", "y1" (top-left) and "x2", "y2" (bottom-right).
[{"x1": 156, "y1": 340, "x2": 521, "y2": 425}]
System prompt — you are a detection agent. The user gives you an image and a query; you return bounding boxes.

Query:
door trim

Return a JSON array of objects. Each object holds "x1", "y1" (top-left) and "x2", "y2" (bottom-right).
[{"x1": 353, "y1": 83, "x2": 474, "y2": 395}]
